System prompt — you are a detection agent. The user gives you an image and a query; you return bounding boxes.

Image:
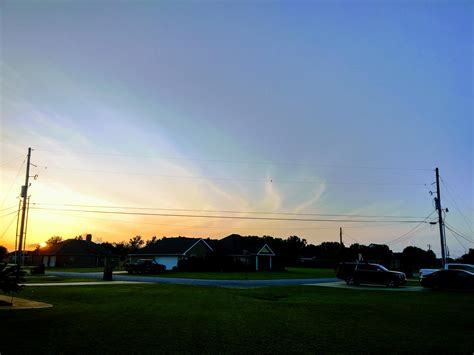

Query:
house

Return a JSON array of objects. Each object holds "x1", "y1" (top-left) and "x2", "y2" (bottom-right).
[
  {"x1": 130, "y1": 237, "x2": 214, "y2": 270},
  {"x1": 219, "y1": 234, "x2": 276, "y2": 271},
  {"x1": 31, "y1": 235, "x2": 116, "y2": 267},
  {"x1": 7, "y1": 250, "x2": 36, "y2": 266}
]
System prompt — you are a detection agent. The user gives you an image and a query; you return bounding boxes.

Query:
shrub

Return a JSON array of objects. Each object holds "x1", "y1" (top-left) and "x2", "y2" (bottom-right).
[{"x1": 0, "y1": 263, "x2": 25, "y2": 294}]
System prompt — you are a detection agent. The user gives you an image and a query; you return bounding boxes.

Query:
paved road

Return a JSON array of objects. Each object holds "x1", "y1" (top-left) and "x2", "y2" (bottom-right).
[
  {"x1": 308, "y1": 280, "x2": 426, "y2": 292},
  {"x1": 47, "y1": 271, "x2": 338, "y2": 288}
]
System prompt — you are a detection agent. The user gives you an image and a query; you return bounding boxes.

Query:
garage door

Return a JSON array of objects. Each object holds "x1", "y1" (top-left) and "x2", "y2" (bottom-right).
[{"x1": 154, "y1": 256, "x2": 178, "y2": 270}]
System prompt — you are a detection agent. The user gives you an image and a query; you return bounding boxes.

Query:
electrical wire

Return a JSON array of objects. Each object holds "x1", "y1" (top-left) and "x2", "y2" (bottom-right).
[
  {"x1": 0, "y1": 214, "x2": 17, "y2": 240},
  {"x1": 29, "y1": 206, "x2": 430, "y2": 223},
  {"x1": 31, "y1": 202, "x2": 428, "y2": 219},
  {"x1": 446, "y1": 228, "x2": 468, "y2": 253},
  {"x1": 385, "y1": 210, "x2": 437, "y2": 245},
  {"x1": 445, "y1": 224, "x2": 474, "y2": 244},
  {"x1": 35, "y1": 148, "x2": 433, "y2": 171},
  {"x1": 43, "y1": 166, "x2": 427, "y2": 186},
  {"x1": 1, "y1": 157, "x2": 26, "y2": 207},
  {"x1": 33, "y1": 209, "x2": 413, "y2": 232},
  {"x1": 440, "y1": 177, "x2": 474, "y2": 235}
]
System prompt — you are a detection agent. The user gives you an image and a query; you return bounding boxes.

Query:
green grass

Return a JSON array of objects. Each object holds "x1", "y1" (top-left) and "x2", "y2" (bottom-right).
[
  {"x1": 156, "y1": 267, "x2": 336, "y2": 280},
  {"x1": 46, "y1": 267, "x2": 105, "y2": 273},
  {"x1": 1, "y1": 284, "x2": 472, "y2": 353},
  {"x1": 23, "y1": 275, "x2": 98, "y2": 283}
]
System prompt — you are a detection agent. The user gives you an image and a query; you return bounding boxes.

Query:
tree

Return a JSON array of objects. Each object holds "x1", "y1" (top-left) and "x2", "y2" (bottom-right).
[
  {"x1": 146, "y1": 236, "x2": 158, "y2": 246},
  {"x1": 365, "y1": 244, "x2": 392, "y2": 267},
  {"x1": 281, "y1": 236, "x2": 307, "y2": 266},
  {"x1": 401, "y1": 246, "x2": 437, "y2": 277},
  {"x1": 46, "y1": 236, "x2": 63, "y2": 247},
  {"x1": 0, "y1": 263, "x2": 24, "y2": 296},
  {"x1": 128, "y1": 236, "x2": 144, "y2": 253},
  {"x1": 459, "y1": 248, "x2": 474, "y2": 264}
]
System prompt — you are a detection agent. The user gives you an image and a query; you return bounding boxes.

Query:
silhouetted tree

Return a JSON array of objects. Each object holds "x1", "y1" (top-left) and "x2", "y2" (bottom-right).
[
  {"x1": 128, "y1": 236, "x2": 144, "y2": 253},
  {"x1": 146, "y1": 236, "x2": 158, "y2": 246},
  {"x1": 113, "y1": 241, "x2": 131, "y2": 259},
  {"x1": 458, "y1": 248, "x2": 474, "y2": 264},
  {"x1": 365, "y1": 244, "x2": 392, "y2": 267},
  {"x1": 0, "y1": 263, "x2": 24, "y2": 295},
  {"x1": 46, "y1": 236, "x2": 63, "y2": 247},
  {"x1": 401, "y1": 246, "x2": 437, "y2": 277}
]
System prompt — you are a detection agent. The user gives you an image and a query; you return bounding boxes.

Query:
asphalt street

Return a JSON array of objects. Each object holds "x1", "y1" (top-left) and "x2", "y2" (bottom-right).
[{"x1": 47, "y1": 271, "x2": 338, "y2": 288}]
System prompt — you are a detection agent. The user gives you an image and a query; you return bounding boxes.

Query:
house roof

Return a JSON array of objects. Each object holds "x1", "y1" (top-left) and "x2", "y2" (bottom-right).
[
  {"x1": 35, "y1": 239, "x2": 114, "y2": 256},
  {"x1": 135, "y1": 237, "x2": 212, "y2": 256},
  {"x1": 219, "y1": 234, "x2": 275, "y2": 256}
]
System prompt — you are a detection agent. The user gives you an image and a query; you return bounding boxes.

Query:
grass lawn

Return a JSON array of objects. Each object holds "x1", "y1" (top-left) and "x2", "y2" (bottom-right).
[
  {"x1": 23, "y1": 275, "x2": 99, "y2": 283},
  {"x1": 157, "y1": 267, "x2": 336, "y2": 280},
  {"x1": 1, "y1": 284, "x2": 472, "y2": 353},
  {"x1": 45, "y1": 267, "x2": 105, "y2": 273}
]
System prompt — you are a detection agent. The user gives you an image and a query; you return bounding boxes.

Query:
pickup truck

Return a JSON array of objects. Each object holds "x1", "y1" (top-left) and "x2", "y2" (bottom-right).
[
  {"x1": 419, "y1": 263, "x2": 474, "y2": 280},
  {"x1": 124, "y1": 259, "x2": 166, "y2": 274}
]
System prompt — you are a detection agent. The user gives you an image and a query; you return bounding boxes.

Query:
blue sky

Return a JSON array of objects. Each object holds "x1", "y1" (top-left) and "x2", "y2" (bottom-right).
[{"x1": 1, "y1": 0, "x2": 472, "y2": 257}]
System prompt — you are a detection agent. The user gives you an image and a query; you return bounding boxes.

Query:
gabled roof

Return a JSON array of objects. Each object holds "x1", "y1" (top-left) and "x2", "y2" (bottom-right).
[
  {"x1": 35, "y1": 239, "x2": 113, "y2": 256},
  {"x1": 135, "y1": 237, "x2": 213, "y2": 256},
  {"x1": 220, "y1": 234, "x2": 275, "y2": 256}
]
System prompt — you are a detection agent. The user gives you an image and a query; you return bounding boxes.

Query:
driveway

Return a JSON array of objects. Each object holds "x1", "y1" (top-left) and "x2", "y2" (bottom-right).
[
  {"x1": 307, "y1": 280, "x2": 426, "y2": 292},
  {"x1": 47, "y1": 271, "x2": 338, "y2": 288}
]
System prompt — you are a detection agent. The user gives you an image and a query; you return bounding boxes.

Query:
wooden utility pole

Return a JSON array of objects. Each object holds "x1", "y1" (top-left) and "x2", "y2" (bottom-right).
[
  {"x1": 17, "y1": 147, "x2": 32, "y2": 269},
  {"x1": 340, "y1": 227, "x2": 343, "y2": 245},
  {"x1": 435, "y1": 167, "x2": 447, "y2": 268}
]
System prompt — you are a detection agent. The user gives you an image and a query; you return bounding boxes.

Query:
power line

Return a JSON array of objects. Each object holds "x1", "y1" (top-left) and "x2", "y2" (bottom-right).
[
  {"x1": 1, "y1": 157, "x2": 26, "y2": 207},
  {"x1": 445, "y1": 224, "x2": 474, "y2": 244},
  {"x1": 341, "y1": 230, "x2": 360, "y2": 243},
  {"x1": 43, "y1": 166, "x2": 428, "y2": 186},
  {"x1": 33, "y1": 209, "x2": 414, "y2": 232},
  {"x1": 440, "y1": 177, "x2": 474, "y2": 235},
  {"x1": 30, "y1": 206, "x2": 430, "y2": 223},
  {"x1": 0, "y1": 210, "x2": 19, "y2": 218},
  {"x1": 35, "y1": 148, "x2": 433, "y2": 171},
  {"x1": 446, "y1": 228, "x2": 468, "y2": 253},
  {"x1": 0, "y1": 154, "x2": 26, "y2": 169},
  {"x1": 31, "y1": 202, "x2": 428, "y2": 219},
  {"x1": 0, "y1": 205, "x2": 18, "y2": 212},
  {"x1": 0, "y1": 213, "x2": 17, "y2": 240},
  {"x1": 384, "y1": 210, "x2": 437, "y2": 245}
]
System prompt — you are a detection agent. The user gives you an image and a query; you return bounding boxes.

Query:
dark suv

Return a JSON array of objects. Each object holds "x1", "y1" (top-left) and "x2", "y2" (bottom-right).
[{"x1": 337, "y1": 262, "x2": 407, "y2": 287}]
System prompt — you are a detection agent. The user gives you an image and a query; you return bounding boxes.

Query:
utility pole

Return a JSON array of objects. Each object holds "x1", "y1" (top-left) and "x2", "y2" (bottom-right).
[
  {"x1": 435, "y1": 167, "x2": 447, "y2": 268},
  {"x1": 17, "y1": 147, "x2": 32, "y2": 270},
  {"x1": 340, "y1": 227, "x2": 343, "y2": 245}
]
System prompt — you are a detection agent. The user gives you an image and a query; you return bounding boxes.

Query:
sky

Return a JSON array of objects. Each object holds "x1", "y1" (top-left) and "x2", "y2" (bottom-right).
[{"x1": 1, "y1": 0, "x2": 473, "y2": 257}]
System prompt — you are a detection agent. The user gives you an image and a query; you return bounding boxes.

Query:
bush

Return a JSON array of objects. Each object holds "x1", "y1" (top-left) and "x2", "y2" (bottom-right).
[{"x1": 0, "y1": 263, "x2": 25, "y2": 294}]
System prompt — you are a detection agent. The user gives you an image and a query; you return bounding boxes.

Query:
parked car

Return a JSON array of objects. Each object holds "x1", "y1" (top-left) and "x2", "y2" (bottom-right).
[
  {"x1": 337, "y1": 262, "x2": 407, "y2": 287},
  {"x1": 420, "y1": 269, "x2": 474, "y2": 290},
  {"x1": 124, "y1": 259, "x2": 166, "y2": 274},
  {"x1": 419, "y1": 263, "x2": 474, "y2": 280}
]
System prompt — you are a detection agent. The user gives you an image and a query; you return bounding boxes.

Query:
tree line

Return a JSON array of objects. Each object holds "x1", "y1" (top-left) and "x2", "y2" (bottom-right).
[{"x1": 1, "y1": 234, "x2": 473, "y2": 275}]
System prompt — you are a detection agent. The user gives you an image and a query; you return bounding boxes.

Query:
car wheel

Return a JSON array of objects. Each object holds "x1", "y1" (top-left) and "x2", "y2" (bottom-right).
[{"x1": 346, "y1": 277, "x2": 354, "y2": 285}]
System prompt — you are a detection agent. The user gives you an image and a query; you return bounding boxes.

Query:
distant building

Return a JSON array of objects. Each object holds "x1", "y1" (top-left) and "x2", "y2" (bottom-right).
[
  {"x1": 219, "y1": 234, "x2": 276, "y2": 271},
  {"x1": 130, "y1": 237, "x2": 214, "y2": 270},
  {"x1": 31, "y1": 234, "x2": 117, "y2": 267}
]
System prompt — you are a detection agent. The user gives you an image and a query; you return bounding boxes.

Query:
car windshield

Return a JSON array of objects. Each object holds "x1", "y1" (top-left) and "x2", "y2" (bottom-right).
[{"x1": 377, "y1": 265, "x2": 389, "y2": 271}]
